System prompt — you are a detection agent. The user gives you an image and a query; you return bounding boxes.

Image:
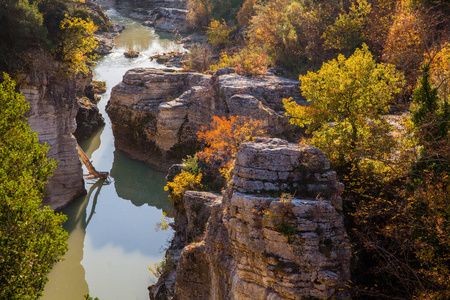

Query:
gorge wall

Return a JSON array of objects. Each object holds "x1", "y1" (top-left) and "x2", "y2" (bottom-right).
[
  {"x1": 151, "y1": 138, "x2": 351, "y2": 299},
  {"x1": 106, "y1": 68, "x2": 305, "y2": 169},
  {"x1": 21, "y1": 68, "x2": 90, "y2": 210}
]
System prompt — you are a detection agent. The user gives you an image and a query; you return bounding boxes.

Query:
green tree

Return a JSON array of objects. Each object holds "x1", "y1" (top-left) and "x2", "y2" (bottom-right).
[
  {"x1": 0, "y1": 0, "x2": 47, "y2": 72},
  {"x1": 284, "y1": 44, "x2": 404, "y2": 169},
  {"x1": 0, "y1": 74, "x2": 68, "y2": 300}
]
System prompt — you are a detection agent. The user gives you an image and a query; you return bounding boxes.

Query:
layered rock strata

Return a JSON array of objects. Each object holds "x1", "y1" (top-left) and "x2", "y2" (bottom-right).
[
  {"x1": 107, "y1": 68, "x2": 305, "y2": 169},
  {"x1": 151, "y1": 138, "x2": 350, "y2": 299},
  {"x1": 21, "y1": 70, "x2": 89, "y2": 210}
]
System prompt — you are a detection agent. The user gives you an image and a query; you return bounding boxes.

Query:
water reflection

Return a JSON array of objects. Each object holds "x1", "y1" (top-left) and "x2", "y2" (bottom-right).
[
  {"x1": 110, "y1": 150, "x2": 170, "y2": 210},
  {"x1": 43, "y1": 5, "x2": 180, "y2": 300}
]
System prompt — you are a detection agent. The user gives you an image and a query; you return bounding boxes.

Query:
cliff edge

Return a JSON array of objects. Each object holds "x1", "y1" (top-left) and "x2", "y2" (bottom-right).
[{"x1": 151, "y1": 138, "x2": 350, "y2": 299}]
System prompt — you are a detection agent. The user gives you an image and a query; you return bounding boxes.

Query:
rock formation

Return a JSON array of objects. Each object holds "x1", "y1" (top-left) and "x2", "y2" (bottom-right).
[
  {"x1": 20, "y1": 68, "x2": 89, "y2": 210},
  {"x1": 106, "y1": 68, "x2": 305, "y2": 169},
  {"x1": 73, "y1": 96, "x2": 105, "y2": 141},
  {"x1": 150, "y1": 138, "x2": 351, "y2": 300},
  {"x1": 142, "y1": 8, "x2": 189, "y2": 33}
]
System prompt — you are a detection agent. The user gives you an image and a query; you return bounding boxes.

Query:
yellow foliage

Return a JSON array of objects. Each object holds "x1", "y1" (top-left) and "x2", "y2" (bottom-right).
[
  {"x1": 164, "y1": 171, "x2": 203, "y2": 205},
  {"x1": 58, "y1": 15, "x2": 98, "y2": 75},
  {"x1": 206, "y1": 19, "x2": 235, "y2": 46},
  {"x1": 323, "y1": 0, "x2": 372, "y2": 51},
  {"x1": 186, "y1": 0, "x2": 212, "y2": 29}
]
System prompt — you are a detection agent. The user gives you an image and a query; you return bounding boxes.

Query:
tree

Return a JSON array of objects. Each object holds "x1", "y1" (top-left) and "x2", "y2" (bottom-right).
[
  {"x1": 284, "y1": 44, "x2": 404, "y2": 169},
  {"x1": 57, "y1": 14, "x2": 98, "y2": 75},
  {"x1": 0, "y1": 74, "x2": 68, "y2": 300},
  {"x1": 206, "y1": 19, "x2": 235, "y2": 47},
  {"x1": 323, "y1": 0, "x2": 372, "y2": 53},
  {"x1": 410, "y1": 64, "x2": 450, "y2": 181},
  {"x1": 186, "y1": 0, "x2": 212, "y2": 29},
  {"x1": 0, "y1": 0, "x2": 47, "y2": 73},
  {"x1": 197, "y1": 115, "x2": 265, "y2": 177}
]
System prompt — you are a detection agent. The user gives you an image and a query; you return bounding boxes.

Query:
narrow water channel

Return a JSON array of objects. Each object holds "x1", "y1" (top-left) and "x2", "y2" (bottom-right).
[{"x1": 42, "y1": 7, "x2": 183, "y2": 300}]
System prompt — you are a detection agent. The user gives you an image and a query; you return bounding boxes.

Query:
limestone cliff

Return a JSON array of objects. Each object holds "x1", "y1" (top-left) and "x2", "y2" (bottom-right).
[
  {"x1": 107, "y1": 68, "x2": 305, "y2": 169},
  {"x1": 150, "y1": 138, "x2": 350, "y2": 300},
  {"x1": 20, "y1": 69, "x2": 89, "y2": 210}
]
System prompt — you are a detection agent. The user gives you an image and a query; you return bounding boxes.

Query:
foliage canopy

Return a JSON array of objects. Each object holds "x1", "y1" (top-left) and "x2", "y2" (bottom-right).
[
  {"x1": 284, "y1": 44, "x2": 404, "y2": 167},
  {"x1": 0, "y1": 74, "x2": 68, "y2": 299}
]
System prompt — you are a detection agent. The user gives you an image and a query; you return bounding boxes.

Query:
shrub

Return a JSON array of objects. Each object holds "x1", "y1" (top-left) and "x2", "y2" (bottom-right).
[
  {"x1": 284, "y1": 44, "x2": 404, "y2": 170},
  {"x1": 164, "y1": 171, "x2": 203, "y2": 206},
  {"x1": 182, "y1": 43, "x2": 213, "y2": 72},
  {"x1": 206, "y1": 19, "x2": 235, "y2": 47},
  {"x1": 232, "y1": 45, "x2": 268, "y2": 76},
  {"x1": 197, "y1": 115, "x2": 266, "y2": 178}
]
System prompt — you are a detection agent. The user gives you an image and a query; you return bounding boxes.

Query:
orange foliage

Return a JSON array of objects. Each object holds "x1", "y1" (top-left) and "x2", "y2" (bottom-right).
[{"x1": 197, "y1": 116, "x2": 265, "y2": 175}]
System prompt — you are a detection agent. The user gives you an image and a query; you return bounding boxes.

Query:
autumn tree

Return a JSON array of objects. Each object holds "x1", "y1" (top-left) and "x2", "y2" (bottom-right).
[
  {"x1": 206, "y1": 19, "x2": 235, "y2": 47},
  {"x1": 186, "y1": 0, "x2": 212, "y2": 29},
  {"x1": 246, "y1": 0, "x2": 343, "y2": 73},
  {"x1": 197, "y1": 115, "x2": 265, "y2": 177},
  {"x1": 323, "y1": 0, "x2": 372, "y2": 53},
  {"x1": 236, "y1": 0, "x2": 259, "y2": 26},
  {"x1": 284, "y1": 44, "x2": 404, "y2": 170},
  {"x1": 57, "y1": 14, "x2": 98, "y2": 75},
  {"x1": 0, "y1": 74, "x2": 68, "y2": 299}
]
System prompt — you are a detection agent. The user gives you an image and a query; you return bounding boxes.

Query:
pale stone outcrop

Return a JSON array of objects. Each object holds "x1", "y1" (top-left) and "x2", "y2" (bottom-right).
[
  {"x1": 107, "y1": 68, "x2": 305, "y2": 169},
  {"x1": 21, "y1": 69, "x2": 89, "y2": 210},
  {"x1": 142, "y1": 8, "x2": 189, "y2": 33},
  {"x1": 150, "y1": 138, "x2": 350, "y2": 300}
]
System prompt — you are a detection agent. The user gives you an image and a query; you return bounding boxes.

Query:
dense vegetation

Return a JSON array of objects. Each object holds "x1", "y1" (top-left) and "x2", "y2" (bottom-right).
[
  {"x1": 177, "y1": 0, "x2": 450, "y2": 298},
  {"x1": 0, "y1": 0, "x2": 103, "y2": 77},
  {"x1": 0, "y1": 0, "x2": 104, "y2": 298},
  {"x1": 0, "y1": 74, "x2": 68, "y2": 299}
]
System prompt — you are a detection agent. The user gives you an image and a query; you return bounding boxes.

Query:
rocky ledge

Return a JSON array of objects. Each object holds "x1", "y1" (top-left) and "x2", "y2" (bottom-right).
[
  {"x1": 142, "y1": 8, "x2": 189, "y2": 33},
  {"x1": 106, "y1": 68, "x2": 305, "y2": 169},
  {"x1": 150, "y1": 138, "x2": 350, "y2": 299}
]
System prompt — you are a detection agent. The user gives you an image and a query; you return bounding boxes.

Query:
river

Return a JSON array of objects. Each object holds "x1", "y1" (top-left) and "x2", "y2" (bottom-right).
[{"x1": 42, "y1": 7, "x2": 183, "y2": 300}]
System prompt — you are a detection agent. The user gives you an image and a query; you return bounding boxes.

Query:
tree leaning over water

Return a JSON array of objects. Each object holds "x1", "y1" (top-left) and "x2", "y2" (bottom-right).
[{"x1": 0, "y1": 74, "x2": 68, "y2": 300}]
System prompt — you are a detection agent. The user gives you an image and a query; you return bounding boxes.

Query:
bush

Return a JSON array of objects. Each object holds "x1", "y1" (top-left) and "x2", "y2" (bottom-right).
[
  {"x1": 206, "y1": 19, "x2": 235, "y2": 47},
  {"x1": 197, "y1": 115, "x2": 266, "y2": 178},
  {"x1": 182, "y1": 43, "x2": 213, "y2": 72},
  {"x1": 232, "y1": 45, "x2": 268, "y2": 76},
  {"x1": 164, "y1": 171, "x2": 203, "y2": 206}
]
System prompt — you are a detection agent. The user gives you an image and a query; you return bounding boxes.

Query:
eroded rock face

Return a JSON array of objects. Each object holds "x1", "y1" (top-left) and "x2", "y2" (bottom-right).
[
  {"x1": 107, "y1": 68, "x2": 305, "y2": 169},
  {"x1": 21, "y1": 71, "x2": 88, "y2": 210},
  {"x1": 151, "y1": 138, "x2": 350, "y2": 299},
  {"x1": 143, "y1": 8, "x2": 189, "y2": 33},
  {"x1": 74, "y1": 96, "x2": 105, "y2": 141}
]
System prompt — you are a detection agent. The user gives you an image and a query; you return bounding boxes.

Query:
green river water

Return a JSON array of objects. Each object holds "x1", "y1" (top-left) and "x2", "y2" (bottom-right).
[{"x1": 42, "y1": 6, "x2": 183, "y2": 300}]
